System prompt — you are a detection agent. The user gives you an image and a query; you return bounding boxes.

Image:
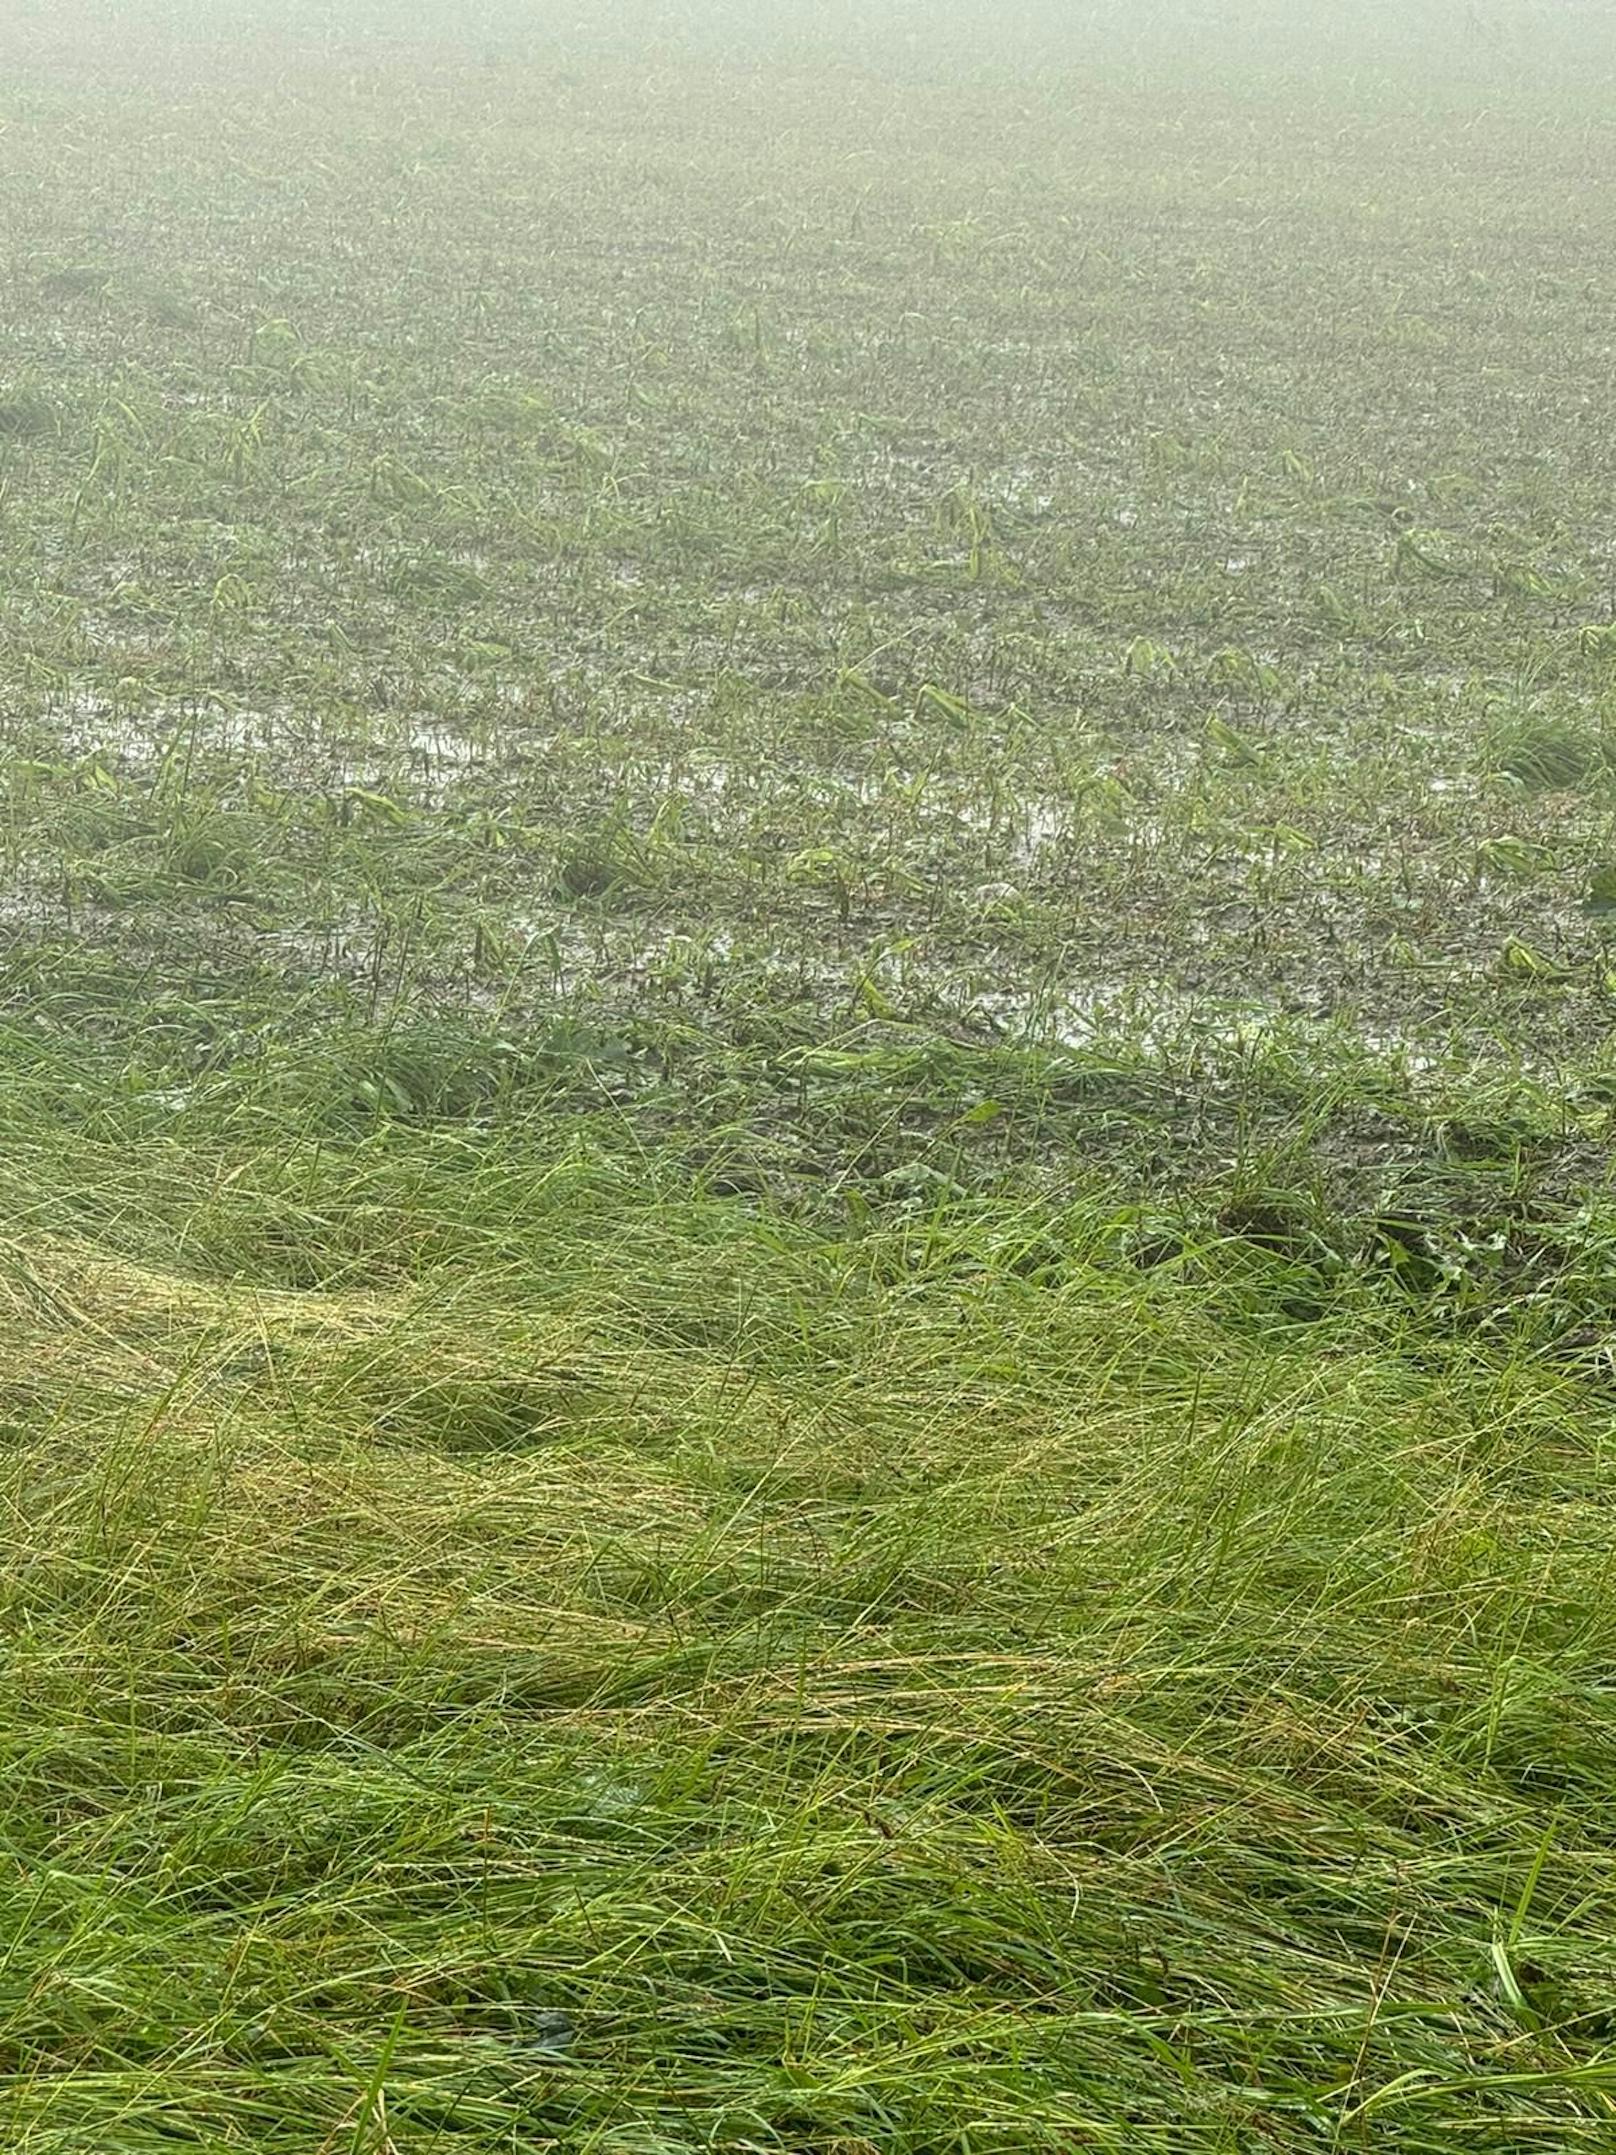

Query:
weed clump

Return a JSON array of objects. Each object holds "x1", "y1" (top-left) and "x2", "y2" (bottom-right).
[
  {"x1": 0, "y1": 395, "x2": 57, "y2": 440},
  {"x1": 1480, "y1": 704, "x2": 1611, "y2": 790}
]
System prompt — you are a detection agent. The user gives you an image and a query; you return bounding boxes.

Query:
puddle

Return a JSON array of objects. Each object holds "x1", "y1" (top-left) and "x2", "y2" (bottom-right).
[
  {"x1": 906, "y1": 965, "x2": 1458, "y2": 1074},
  {"x1": 42, "y1": 697, "x2": 505, "y2": 799},
  {"x1": 56, "y1": 698, "x2": 314, "y2": 771},
  {"x1": 952, "y1": 794, "x2": 1068, "y2": 860},
  {"x1": 402, "y1": 722, "x2": 487, "y2": 771},
  {"x1": 985, "y1": 463, "x2": 1056, "y2": 515}
]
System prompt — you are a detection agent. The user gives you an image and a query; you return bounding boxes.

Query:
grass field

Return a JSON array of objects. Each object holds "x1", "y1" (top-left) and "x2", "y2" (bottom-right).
[{"x1": 6, "y1": 4, "x2": 1616, "y2": 2147}]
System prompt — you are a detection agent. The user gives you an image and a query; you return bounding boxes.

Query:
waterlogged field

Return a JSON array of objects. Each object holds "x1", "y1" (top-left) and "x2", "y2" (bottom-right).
[{"x1": 5, "y1": 8, "x2": 1616, "y2": 2149}]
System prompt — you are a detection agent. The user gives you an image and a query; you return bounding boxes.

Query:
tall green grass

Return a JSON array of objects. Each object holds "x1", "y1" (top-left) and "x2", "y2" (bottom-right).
[{"x1": 5, "y1": 1110, "x2": 1616, "y2": 2149}]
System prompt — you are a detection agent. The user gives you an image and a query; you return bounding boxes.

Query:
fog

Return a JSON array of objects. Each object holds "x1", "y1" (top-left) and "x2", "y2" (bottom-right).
[{"x1": 3, "y1": 0, "x2": 1612, "y2": 89}]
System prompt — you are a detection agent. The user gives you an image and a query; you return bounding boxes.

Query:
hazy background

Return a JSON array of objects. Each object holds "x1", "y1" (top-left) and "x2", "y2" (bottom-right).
[{"x1": 1, "y1": 0, "x2": 1612, "y2": 91}]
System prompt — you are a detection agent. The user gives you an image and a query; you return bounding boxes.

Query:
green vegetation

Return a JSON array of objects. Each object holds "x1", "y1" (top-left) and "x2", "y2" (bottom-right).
[{"x1": 5, "y1": 4, "x2": 1616, "y2": 2146}]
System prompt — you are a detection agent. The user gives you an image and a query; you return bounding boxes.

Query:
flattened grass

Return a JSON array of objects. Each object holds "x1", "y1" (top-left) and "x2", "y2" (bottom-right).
[{"x1": 5, "y1": 1125, "x2": 1616, "y2": 2148}]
